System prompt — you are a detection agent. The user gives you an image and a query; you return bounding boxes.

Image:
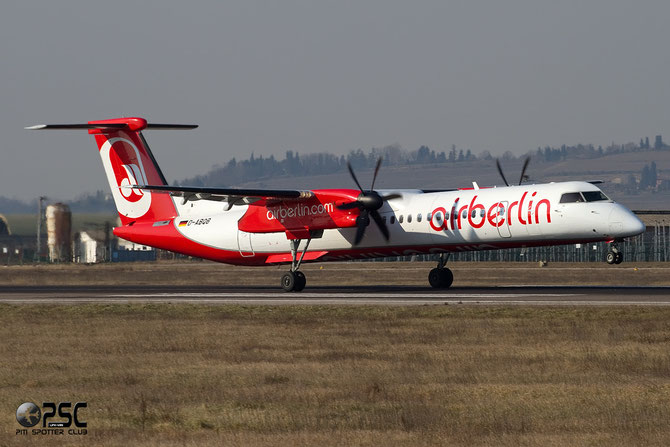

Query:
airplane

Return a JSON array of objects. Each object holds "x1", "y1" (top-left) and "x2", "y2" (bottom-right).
[{"x1": 27, "y1": 117, "x2": 646, "y2": 291}]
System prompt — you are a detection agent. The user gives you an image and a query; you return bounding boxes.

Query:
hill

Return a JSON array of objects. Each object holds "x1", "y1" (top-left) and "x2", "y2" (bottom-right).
[
  {"x1": 2, "y1": 143, "x2": 669, "y2": 214},
  {"x1": 231, "y1": 150, "x2": 670, "y2": 210}
]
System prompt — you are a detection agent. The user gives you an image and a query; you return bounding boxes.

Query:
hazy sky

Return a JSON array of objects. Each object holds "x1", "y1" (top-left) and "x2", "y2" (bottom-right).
[{"x1": 2, "y1": 1, "x2": 669, "y2": 200}]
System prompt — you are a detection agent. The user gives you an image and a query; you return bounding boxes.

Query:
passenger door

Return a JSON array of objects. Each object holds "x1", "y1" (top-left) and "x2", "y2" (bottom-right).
[
  {"x1": 496, "y1": 201, "x2": 512, "y2": 238},
  {"x1": 237, "y1": 231, "x2": 254, "y2": 257}
]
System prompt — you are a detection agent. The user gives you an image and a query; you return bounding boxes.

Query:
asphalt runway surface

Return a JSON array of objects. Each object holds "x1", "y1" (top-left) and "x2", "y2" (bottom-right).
[{"x1": 1, "y1": 285, "x2": 670, "y2": 306}]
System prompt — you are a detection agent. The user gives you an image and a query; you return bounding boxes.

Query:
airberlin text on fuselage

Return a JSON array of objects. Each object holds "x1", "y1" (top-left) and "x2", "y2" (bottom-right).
[
  {"x1": 430, "y1": 192, "x2": 551, "y2": 232},
  {"x1": 266, "y1": 203, "x2": 335, "y2": 221}
]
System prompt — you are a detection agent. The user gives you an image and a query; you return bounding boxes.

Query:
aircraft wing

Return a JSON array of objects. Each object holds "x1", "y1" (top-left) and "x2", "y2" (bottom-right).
[{"x1": 132, "y1": 185, "x2": 313, "y2": 208}]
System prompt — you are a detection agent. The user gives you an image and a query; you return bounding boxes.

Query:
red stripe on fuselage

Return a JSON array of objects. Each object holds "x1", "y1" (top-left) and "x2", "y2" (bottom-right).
[{"x1": 114, "y1": 219, "x2": 607, "y2": 267}]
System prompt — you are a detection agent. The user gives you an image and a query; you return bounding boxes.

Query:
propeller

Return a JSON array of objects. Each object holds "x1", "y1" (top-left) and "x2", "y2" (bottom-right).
[
  {"x1": 496, "y1": 156, "x2": 530, "y2": 187},
  {"x1": 338, "y1": 158, "x2": 401, "y2": 245}
]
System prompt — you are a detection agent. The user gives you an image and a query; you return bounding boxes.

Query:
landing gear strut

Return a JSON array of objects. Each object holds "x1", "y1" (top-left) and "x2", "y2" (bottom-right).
[
  {"x1": 429, "y1": 253, "x2": 453, "y2": 289},
  {"x1": 281, "y1": 239, "x2": 311, "y2": 292},
  {"x1": 606, "y1": 242, "x2": 624, "y2": 265}
]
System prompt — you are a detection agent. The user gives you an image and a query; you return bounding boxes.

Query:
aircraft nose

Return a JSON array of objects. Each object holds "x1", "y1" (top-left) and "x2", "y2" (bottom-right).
[{"x1": 608, "y1": 205, "x2": 645, "y2": 237}]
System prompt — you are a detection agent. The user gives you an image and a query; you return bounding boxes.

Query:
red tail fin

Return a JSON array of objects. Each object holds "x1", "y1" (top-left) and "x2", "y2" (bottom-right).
[
  {"x1": 27, "y1": 117, "x2": 197, "y2": 225},
  {"x1": 89, "y1": 117, "x2": 179, "y2": 224}
]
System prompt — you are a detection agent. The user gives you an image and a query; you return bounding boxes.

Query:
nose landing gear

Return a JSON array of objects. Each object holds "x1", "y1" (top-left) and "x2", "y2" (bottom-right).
[
  {"x1": 605, "y1": 242, "x2": 624, "y2": 265},
  {"x1": 605, "y1": 251, "x2": 623, "y2": 265},
  {"x1": 429, "y1": 253, "x2": 454, "y2": 288}
]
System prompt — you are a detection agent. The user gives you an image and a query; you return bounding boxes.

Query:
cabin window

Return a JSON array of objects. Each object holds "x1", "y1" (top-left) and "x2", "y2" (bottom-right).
[
  {"x1": 417, "y1": 213, "x2": 422, "y2": 222},
  {"x1": 480, "y1": 209, "x2": 486, "y2": 217},
  {"x1": 582, "y1": 191, "x2": 609, "y2": 202},
  {"x1": 445, "y1": 212, "x2": 450, "y2": 220},
  {"x1": 407, "y1": 214, "x2": 412, "y2": 223},
  {"x1": 471, "y1": 210, "x2": 476, "y2": 218},
  {"x1": 427, "y1": 212, "x2": 432, "y2": 221},
  {"x1": 462, "y1": 210, "x2": 467, "y2": 218},
  {"x1": 390, "y1": 215, "x2": 396, "y2": 224},
  {"x1": 399, "y1": 215, "x2": 404, "y2": 224},
  {"x1": 382, "y1": 215, "x2": 387, "y2": 224},
  {"x1": 434, "y1": 212, "x2": 442, "y2": 222},
  {"x1": 559, "y1": 192, "x2": 584, "y2": 203}
]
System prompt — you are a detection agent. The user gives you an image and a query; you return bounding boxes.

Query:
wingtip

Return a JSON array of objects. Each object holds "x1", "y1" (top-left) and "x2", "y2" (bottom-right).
[{"x1": 25, "y1": 124, "x2": 46, "y2": 130}]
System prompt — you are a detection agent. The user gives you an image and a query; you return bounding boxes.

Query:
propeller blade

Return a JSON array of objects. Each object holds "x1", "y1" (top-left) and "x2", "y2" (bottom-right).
[
  {"x1": 370, "y1": 157, "x2": 383, "y2": 190},
  {"x1": 337, "y1": 201, "x2": 361, "y2": 210},
  {"x1": 518, "y1": 157, "x2": 530, "y2": 185},
  {"x1": 354, "y1": 210, "x2": 368, "y2": 245},
  {"x1": 496, "y1": 159, "x2": 510, "y2": 187},
  {"x1": 370, "y1": 210, "x2": 390, "y2": 241},
  {"x1": 347, "y1": 162, "x2": 364, "y2": 192},
  {"x1": 381, "y1": 193, "x2": 402, "y2": 201}
]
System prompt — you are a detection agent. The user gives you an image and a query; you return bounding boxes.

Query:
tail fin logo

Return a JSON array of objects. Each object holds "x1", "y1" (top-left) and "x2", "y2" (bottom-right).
[
  {"x1": 100, "y1": 137, "x2": 152, "y2": 218},
  {"x1": 119, "y1": 164, "x2": 146, "y2": 199}
]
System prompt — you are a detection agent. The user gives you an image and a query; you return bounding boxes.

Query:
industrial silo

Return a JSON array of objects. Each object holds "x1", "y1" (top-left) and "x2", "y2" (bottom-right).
[{"x1": 46, "y1": 203, "x2": 72, "y2": 262}]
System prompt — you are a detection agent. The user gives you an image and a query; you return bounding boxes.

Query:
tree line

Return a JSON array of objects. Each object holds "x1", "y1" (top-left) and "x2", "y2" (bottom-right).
[{"x1": 1, "y1": 135, "x2": 666, "y2": 214}]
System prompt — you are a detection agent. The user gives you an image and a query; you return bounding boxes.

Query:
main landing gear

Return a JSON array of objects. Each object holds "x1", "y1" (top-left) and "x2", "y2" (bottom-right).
[
  {"x1": 429, "y1": 253, "x2": 454, "y2": 289},
  {"x1": 605, "y1": 242, "x2": 624, "y2": 265},
  {"x1": 281, "y1": 239, "x2": 311, "y2": 292}
]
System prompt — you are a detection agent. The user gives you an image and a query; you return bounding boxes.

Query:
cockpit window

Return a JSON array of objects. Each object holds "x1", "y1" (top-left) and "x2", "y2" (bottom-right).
[
  {"x1": 560, "y1": 191, "x2": 610, "y2": 203},
  {"x1": 559, "y1": 192, "x2": 584, "y2": 203},
  {"x1": 582, "y1": 191, "x2": 609, "y2": 202}
]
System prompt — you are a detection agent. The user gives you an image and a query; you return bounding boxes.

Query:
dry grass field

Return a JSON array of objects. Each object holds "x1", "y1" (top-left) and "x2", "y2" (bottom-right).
[
  {"x1": 1, "y1": 260, "x2": 669, "y2": 287},
  {"x1": 3, "y1": 304, "x2": 670, "y2": 446}
]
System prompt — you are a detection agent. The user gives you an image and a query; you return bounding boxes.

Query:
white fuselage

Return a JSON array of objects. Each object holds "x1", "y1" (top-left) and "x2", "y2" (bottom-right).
[{"x1": 168, "y1": 181, "x2": 644, "y2": 263}]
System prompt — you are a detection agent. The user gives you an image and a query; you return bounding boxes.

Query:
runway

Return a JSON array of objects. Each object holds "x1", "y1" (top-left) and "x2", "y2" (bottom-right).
[{"x1": 1, "y1": 285, "x2": 669, "y2": 306}]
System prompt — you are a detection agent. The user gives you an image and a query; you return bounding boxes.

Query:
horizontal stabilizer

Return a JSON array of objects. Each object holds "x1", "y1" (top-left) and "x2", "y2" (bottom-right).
[
  {"x1": 26, "y1": 123, "x2": 126, "y2": 130},
  {"x1": 144, "y1": 124, "x2": 199, "y2": 130},
  {"x1": 26, "y1": 123, "x2": 197, "y2": 130}
]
